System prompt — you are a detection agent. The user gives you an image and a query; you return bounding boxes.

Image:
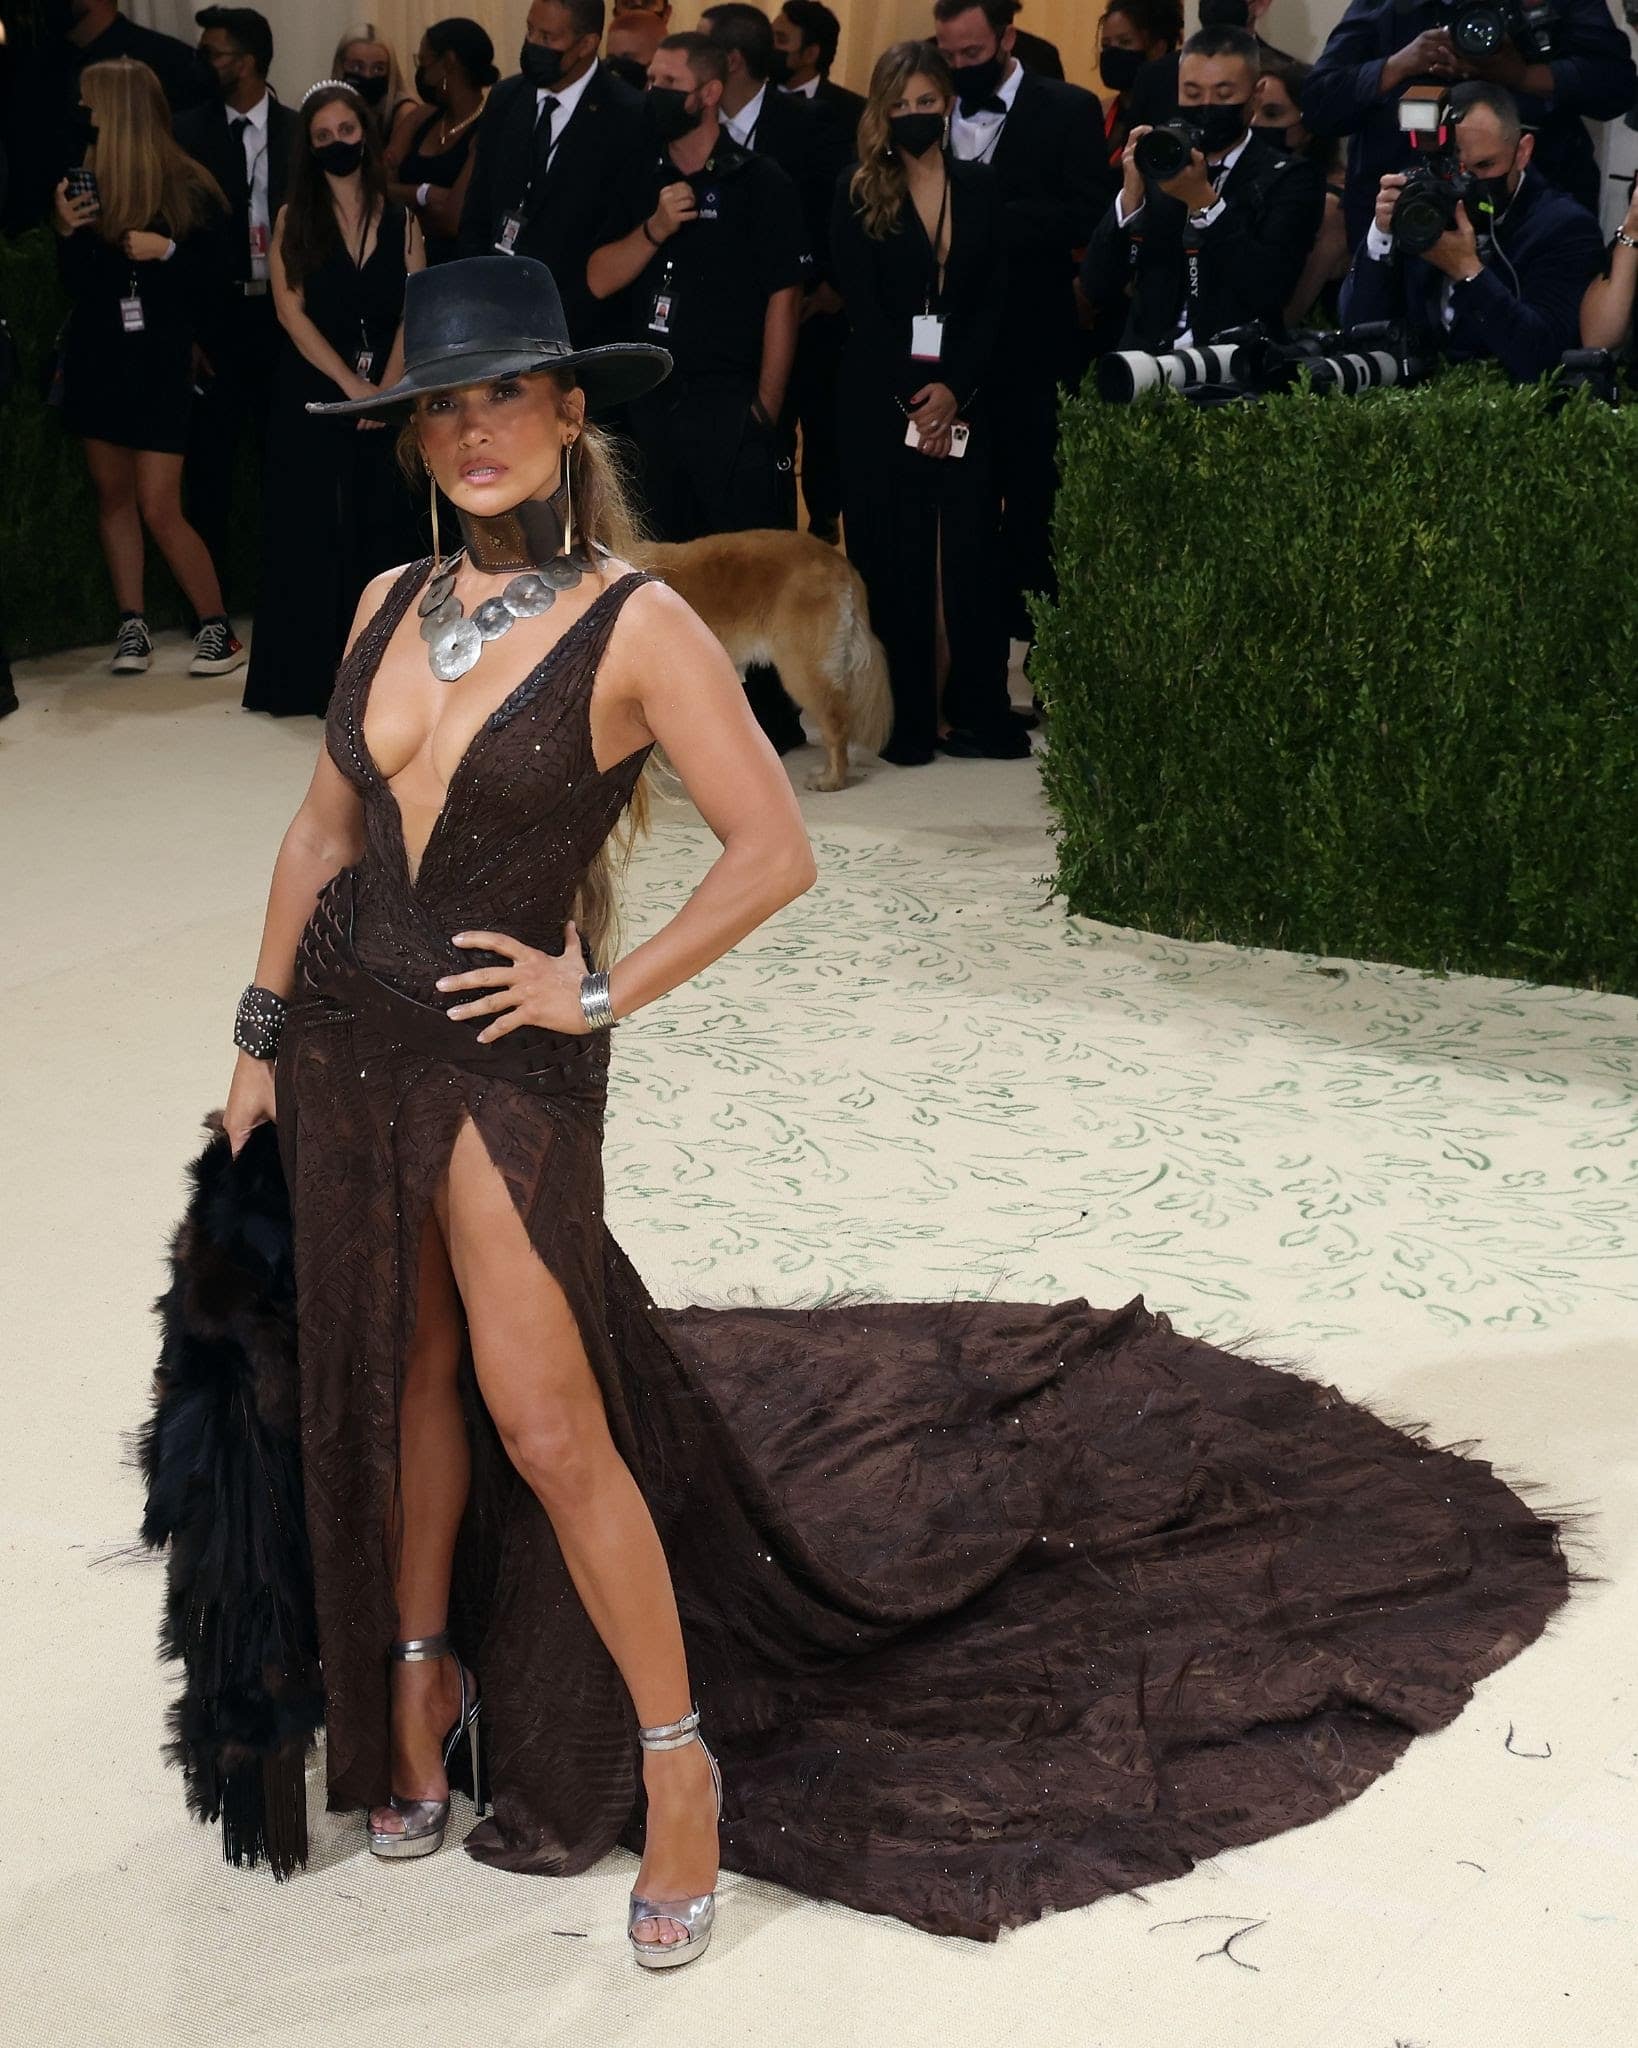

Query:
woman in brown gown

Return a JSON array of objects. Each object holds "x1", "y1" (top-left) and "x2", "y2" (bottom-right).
[{"x1": 221, "y1": 257, "x2": 1582, "y2": 1962}]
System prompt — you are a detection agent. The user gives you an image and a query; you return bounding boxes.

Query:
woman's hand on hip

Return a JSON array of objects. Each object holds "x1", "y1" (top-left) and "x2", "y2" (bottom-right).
[
  {"x1": 438, "y1": 922, "x2": 594, "y2": 1040},
  {"x1": 224, "y1": 1051, "x2": 278, "y2": 1157}
]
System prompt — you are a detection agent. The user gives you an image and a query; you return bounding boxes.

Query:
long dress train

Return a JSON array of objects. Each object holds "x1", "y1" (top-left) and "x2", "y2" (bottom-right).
[{"x1": 274, "y1": 561, "x2": 1582, "y2": 1942}]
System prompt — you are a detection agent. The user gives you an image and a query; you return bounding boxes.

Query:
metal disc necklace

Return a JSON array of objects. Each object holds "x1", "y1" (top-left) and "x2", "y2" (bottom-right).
[{"x1": 417, "y1": 457, "x2": 597, "y2": 683}]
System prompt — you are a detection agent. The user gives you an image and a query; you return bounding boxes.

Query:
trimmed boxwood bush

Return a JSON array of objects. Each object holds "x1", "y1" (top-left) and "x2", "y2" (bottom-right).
[
  {"x1": 1031, "y1": 369, "x2": 1638, "y2": 995},
  {"x1": 0, "y1": 226, "x2": 260, "y2": 657}
]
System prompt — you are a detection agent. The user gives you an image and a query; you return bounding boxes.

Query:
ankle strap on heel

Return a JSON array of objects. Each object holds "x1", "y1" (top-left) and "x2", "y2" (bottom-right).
[
  {"x1": 638, "y1": 1704, "x2": 701, "y2": 1750},
  {"x1": 391, "y1": 1631, "x2": 452, "y2": 1663}
]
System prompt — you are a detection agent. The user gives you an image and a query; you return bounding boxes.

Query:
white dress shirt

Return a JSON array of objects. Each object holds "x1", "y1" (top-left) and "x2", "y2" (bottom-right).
[
  {"x1": 1113, "y1": 126, "x2": 1252, "y2": 346},
  {"x1": 722, "y1": 81, "x2": 767, "y2": 148},
  {"x1": 536, "y1": 59, "x2": 597, "y2": 171},
  {"x1": 232, "y1": 89, "x2": 271, "y2": 279},
  {"x1": 948, "y1": 55, "x2": 1023, "y2": 163}
]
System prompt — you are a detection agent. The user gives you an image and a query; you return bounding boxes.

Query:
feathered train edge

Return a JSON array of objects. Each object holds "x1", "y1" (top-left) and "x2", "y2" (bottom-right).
[{"x1": 130, "y1": 1111, "x2": 322, "y2": 1878}]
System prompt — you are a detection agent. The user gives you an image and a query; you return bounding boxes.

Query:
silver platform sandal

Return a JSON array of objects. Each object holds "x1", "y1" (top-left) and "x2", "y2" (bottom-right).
[
  {"x1": 628, "y1": 1704, "x2": 724, "y2": 1971},
  {"x1": 366, "y1": 1629, "x2": 486, "y2": 1860}
]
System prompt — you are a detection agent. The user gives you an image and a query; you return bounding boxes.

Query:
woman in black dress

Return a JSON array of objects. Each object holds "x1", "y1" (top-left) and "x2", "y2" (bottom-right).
[
  {"x1": 832, "y1": 42, "x2": 1026, "y2": 767},
  {"x1": 51, "y1": 57, "x2": 244, "y2": 679},
  {"x1": 244, "y1": 82, "x2": 425, "y2": 718},
  {"x1": 387, "y1": 18, "x2": 496, "y2": 266}
]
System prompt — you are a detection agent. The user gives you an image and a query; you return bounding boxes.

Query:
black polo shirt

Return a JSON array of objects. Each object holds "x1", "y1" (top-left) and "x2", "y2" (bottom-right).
[{"x1": 596, "y1": 134, "x2": 808, "y2": 387}]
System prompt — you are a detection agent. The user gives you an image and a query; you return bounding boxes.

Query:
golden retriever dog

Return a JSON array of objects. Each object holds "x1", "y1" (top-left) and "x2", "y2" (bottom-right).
[{"x1": 630, "y1": 530, "x2": 892, "y2": 791}]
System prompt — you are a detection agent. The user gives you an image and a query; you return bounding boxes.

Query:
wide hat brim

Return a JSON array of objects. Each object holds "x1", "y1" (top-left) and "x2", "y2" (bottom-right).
[{"x1": 305, "y1": 338, "x2": 672, "y2": 418}]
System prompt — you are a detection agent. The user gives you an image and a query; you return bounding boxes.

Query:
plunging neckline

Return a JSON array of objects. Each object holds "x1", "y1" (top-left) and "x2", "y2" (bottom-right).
[{"x1": 353, "y1": 559, "x2": 645, "y2": 891}]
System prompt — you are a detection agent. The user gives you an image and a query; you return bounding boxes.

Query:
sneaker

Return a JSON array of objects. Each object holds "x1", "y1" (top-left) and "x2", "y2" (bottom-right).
[
  {"x1": 111, "y1": 616, "x2": 152, "y2": 674},
  {"x1": 190, "y1": 617, "x2": 245, "y2": 675}
]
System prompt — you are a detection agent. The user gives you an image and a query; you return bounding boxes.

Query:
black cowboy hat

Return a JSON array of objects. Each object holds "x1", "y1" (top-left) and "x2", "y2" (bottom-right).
[{"x1": 305, "y1": 255, "x2": 672, "y2": 417}]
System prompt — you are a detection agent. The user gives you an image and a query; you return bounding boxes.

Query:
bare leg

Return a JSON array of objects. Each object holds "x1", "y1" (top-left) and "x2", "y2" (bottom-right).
[
  {"x1": 134, "y1": 451, "x2": 226, "y2": 620},
  {"x1": 367, "y1": 1201, "x2": 475, "y2": 1839},
  {"x1": 81, "y1": 439, "x2": 144, "y2": 614},
  {"x1": 442, "y1": 1117, "x2": 716, "y2": 1948}
]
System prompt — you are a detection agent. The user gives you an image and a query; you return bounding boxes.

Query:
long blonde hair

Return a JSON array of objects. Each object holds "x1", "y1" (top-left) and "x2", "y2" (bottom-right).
[
  {"x1": 400, "y1": 370, "x2": 677, "y2": 972},
  {"x1": 333, "y1": 24, "x2": 412, "y2": 111},
  {"x1": 850, "y1": 40, "x2": 954, "y2": 241},
  {"x1": 80, "y1": 58, "x2": 226, "y2": 244}
]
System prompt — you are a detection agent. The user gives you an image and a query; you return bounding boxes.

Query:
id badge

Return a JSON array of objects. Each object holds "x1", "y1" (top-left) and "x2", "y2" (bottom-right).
[
  {"x1": 248, "y1": 221, "x2": 269, "y2": 263},
  {"x1": 910, "y1": 312, "x2": 944, "y2": 362},
  {"x1": 648, "y1": 289, "x2": 674, "y2": 335},
  {"x1": 354, "y1": 347, "x2": 375, "y2": 378},
  {"x1": 495, "y1": 209, "x2": 524, "y2": 254},
  {"x1": 119, "y1": 294, "x2": 145, "y2": 335}
]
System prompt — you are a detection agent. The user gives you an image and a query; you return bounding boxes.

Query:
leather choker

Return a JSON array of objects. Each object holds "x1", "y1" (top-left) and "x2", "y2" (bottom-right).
[{"x1": 455, "y1": 476, "x2": 572, "y2": 572}]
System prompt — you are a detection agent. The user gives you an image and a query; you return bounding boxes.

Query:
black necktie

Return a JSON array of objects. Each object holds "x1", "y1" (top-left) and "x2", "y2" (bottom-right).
[
  {"x1": 532, "y1": 95, "x2": 560, "y2": 173},
  {"x1": 226, "y1": 115, "x2": 251, "y2": 205}
]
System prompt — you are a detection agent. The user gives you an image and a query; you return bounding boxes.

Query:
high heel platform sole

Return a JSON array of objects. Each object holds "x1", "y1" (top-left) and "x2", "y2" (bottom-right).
[{"x1": 367, "y1": 1690, "x2": 486, "y2": 1860}]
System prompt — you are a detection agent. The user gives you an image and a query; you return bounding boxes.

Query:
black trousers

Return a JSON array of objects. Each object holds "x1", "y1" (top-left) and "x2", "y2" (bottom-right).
[
  {"x1": 629, "y1": 379, "x2": 804, "y2": 749},
  {"x1": 993, "y1": 332, "x2": 1070, "y2": 641},
  {"x1": 788, "y1": 308, "x2": 845, "y2": 532},
  {"x1": 185, "y1": 291, "x2": 282, "y2": 587}
]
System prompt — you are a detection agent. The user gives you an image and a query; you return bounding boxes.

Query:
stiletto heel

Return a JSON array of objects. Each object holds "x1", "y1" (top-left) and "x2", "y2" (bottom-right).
[
  {"x1": 628, "y1": 1703, "x2": 724, "y2": 1972},
  {"x1": 366, "y1": 1629, "x2": 485, "y2": 1860}
]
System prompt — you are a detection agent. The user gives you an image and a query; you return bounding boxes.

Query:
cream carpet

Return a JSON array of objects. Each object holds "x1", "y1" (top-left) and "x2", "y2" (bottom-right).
[{"x1": 1, "y1": 630, "x2": 1632, "y2": 2048}]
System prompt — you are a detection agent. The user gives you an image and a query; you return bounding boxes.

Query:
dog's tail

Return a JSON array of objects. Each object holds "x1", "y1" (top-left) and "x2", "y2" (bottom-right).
[{"x1": 834, "y1": 561, "x2": 893, "y2": 756}]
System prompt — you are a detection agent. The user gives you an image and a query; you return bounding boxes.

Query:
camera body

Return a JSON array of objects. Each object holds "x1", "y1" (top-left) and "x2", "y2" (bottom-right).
[
  {"x1": 1391, "y1": 152, "x2": 1480, "y2": 253},
  {"x1": 1133, "y1": 117, "x2": 1207, "y2": 184},
  {"x1": 1442, "y1": 1, "x2": 1561, "y2": 62}
]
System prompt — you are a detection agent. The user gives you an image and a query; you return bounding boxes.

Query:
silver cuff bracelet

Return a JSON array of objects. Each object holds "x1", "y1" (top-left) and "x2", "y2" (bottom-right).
[{"x1": 579, "y1": 968, "x2": 619, "y2": 1031}]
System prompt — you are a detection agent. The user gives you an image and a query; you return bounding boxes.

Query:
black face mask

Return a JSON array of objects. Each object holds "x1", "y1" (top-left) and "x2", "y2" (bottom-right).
[
  {"x1": 414, "y1": 64, "x2": 443, "y2": 105},
  {"x1": 1467, "y1": 169, "x2": 1515, "y2": 234},
  {"x1": 1198, "y1": 0, "x2": 1251, "y2": 24},
  {"x1": 764, "y1": 49, "x2": 792, "y2": 90},
  {"x1": 313, "y1": 138, "x2": 365, "y2": 177},
  {"x1": 889, "y1": 112, "x2": 945, "y2": 159},
  {"x1": 1190, "y1": 101, "x2": 1250, "y2": 154},
  {"x1": 343, "y1": 71, "x2": 389, "y2": 107},
  {"x1": 1099, "y1": 47, "x2": 1146, "y2": 94},
  {"x1": 520, "y1": 40, "x2": 566, "y2": 90},
  {"x1": 953, "y1": 55, "x2": 1004, "y2": 113},
  {"x1": 645, "y1": 85, "x2": 702, "y2": 143},
  {"x1": 1255, "y1": 118, "x2": 1296, "y2": 152}
]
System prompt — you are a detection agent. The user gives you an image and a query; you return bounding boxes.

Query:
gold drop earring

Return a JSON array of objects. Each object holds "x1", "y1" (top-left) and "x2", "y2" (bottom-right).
[{"x1": 563, "y1": 435, "x2": 575, "y2": 558}]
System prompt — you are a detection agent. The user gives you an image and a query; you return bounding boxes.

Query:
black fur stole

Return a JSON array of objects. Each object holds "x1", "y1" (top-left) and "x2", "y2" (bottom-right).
[{"x1": 133, "y1": 1112, "x2": 322, "y2": 1878}]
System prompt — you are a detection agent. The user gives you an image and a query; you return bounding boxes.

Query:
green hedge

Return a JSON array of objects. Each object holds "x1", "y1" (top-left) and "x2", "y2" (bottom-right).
[
  {"x1": 1031, "y1": 369, "x2": 1638, "y2": 996},
  {"x1": 0, "y1": 226, "x2": 260, "y2": 657}
]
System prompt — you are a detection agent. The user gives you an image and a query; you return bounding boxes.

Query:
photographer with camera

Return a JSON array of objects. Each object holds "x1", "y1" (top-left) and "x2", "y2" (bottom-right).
[
  {"x1": 1303, "y1": 0, "x2": 1635, "y2": 248},
  {"x1": 1081, "y1": 24, "x2": 1323, "y2": 352},
  {"x1": 1339, "y1": 80, "x2": 1602, "y2": 382}
]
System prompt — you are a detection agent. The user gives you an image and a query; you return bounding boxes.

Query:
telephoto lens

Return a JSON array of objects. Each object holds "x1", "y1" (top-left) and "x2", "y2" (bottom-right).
[
  {"x1": 1133, "y1": 119, "x2": 1204, "y2": 183},
  {"x1": 1096, "y1": 341, "x2": 1251, "y2": 404},
  {"x1": 1302, "y1": 351, "x2": 1408, "y2": 395}
]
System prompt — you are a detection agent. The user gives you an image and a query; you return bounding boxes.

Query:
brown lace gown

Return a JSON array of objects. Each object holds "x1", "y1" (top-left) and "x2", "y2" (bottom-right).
[{"x1": 272, "y1": 559, "x2": 1583, "y2": 1942}]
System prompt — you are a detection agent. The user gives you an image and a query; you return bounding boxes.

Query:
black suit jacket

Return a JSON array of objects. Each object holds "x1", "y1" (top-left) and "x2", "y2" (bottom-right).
[
  {"x1": 1081, "y1": 131, "x2": 1325, "y2": 350},
  {"x1": 174, "y1": 95, "x2": 297, "y2": 278},
  {"x1": 810, "y1": 77, "x2": 865, "y2": 152},
  {"x1": 986, "y1": 69, "x2": 1113, "y2": 362},
  {"x1": 1012, "y1": 29, "x2": 1065, "y2": 81},
  {"x1": 744, "y1": 87, "x2": 849, "y2": 284},
  {"x1": 458, "y1": 63, "x2": 647, "y2": 343}
]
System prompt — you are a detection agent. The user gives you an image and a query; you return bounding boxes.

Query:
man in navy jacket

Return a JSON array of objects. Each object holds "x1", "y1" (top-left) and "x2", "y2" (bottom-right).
[
  {"x1": 1338, "y1": 82, "x2": 1604, "y2": 382},
  {"x1": 1303, "y1": 0, "x2": 1635, "y2": 248}
]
